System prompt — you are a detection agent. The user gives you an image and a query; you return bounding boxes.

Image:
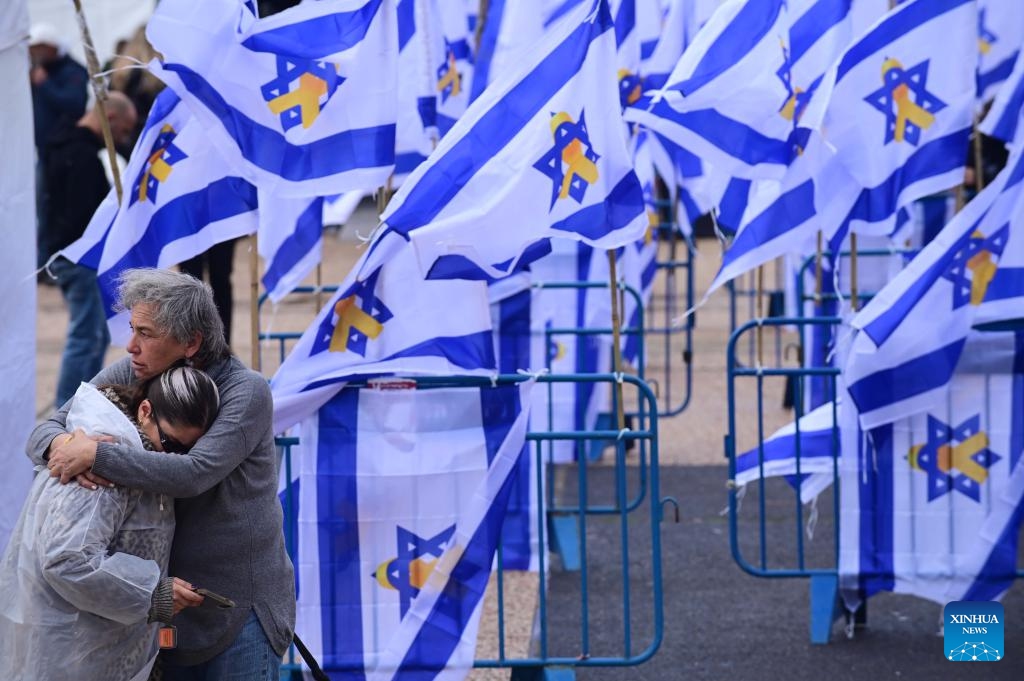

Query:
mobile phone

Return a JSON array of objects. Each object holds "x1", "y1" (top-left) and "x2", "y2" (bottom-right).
[{"x1": 194, "y1": 587, "x2": 236, "y2": 609}]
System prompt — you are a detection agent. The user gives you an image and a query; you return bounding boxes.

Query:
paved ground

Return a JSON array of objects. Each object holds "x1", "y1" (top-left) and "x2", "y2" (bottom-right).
[{"x1": 33, "y1": 209, "x2": 1024, "y2": 679}]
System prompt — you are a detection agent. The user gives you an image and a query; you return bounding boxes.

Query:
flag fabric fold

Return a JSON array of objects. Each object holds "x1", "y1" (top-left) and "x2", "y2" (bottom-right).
[
  {"x1": 377, "y1": 0, "x2": 646, "y2": 281},
  {"x1": 147, "y1": 0, "x2": 398, "y2": 197}
]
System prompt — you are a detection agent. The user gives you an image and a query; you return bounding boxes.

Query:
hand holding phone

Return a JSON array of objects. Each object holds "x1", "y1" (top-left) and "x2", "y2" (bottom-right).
[{"x1": 193, "y1": 587, "x2": 236, "y2": 609}]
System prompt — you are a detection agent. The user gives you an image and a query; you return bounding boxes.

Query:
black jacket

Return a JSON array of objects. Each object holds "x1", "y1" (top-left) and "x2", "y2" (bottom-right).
[
  {"x1": 41, "y1": 125, "x2": 110, "y2": 258},
  {"x1": 32, "y1": 55, "x2": 88, "y2": 151}
]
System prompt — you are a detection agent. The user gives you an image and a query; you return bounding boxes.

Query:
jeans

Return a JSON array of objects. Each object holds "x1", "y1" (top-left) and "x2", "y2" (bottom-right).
[
  {"x1": 162, "y1": 610, "x2": 282, "y2": 681},
  {"x1": 51, "y1": 258, "x2": 110, "y2": 408}
]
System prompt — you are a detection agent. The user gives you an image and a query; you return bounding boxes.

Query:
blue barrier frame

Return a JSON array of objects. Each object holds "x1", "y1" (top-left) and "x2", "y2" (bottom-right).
[
  {"x1": 647, "y1": 226, "x2": 696, "y2": 417},
  {"x1": 277, "y1": 373, "x2": 674, "y2": 679}
]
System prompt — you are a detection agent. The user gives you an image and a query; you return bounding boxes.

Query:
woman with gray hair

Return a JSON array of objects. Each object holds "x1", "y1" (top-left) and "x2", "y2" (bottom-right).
[
  {"x1": 33, "y1": 268, "x2": 296, "y2": 680},
  {"x1": 1, "y1": 366, "x2": 220, "y2": 680}
]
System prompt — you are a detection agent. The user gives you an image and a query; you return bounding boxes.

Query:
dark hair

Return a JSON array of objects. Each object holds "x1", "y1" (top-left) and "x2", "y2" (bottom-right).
[{"x1": 103, "y1": 366, "x2": 220, "y2": 431}]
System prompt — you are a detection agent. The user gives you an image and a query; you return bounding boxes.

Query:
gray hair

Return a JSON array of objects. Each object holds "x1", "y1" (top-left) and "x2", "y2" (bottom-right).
[
  {"x1": 147, "y1": 366, "x2": 220, "y2": 431},
  {"x1": 115, "y1": 268, "x2": 231, "y2": 368}
]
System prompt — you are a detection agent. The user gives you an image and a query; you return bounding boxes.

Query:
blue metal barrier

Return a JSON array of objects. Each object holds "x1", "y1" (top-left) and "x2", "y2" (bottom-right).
[
  {"x1": 647, "y1": 227, "x2": 695, "y2": 417},
  {"x1": 277, "y1": 373, "x2": 674, "y2": 679}
]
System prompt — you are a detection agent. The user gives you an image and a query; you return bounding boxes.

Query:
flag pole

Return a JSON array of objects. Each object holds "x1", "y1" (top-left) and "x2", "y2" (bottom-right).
[
  {"x1": 607, "y1": 250, "x2": 627, "y2": 432},
  {"x1": 973, "y1": 112, "x2": 986, "y2": 193},
  {"x1": 814, "y1": 231, "x2": 823, "y2": 305},
  {"x1": 475, "y1": 0, "x2": 490, "y2": 53},
  {"x1": 756, "y1": 265, "x2": 765, "y2": 367},
  {"x1": 249, "y1": 235, "x2": 261, "y2": 371},
  {"x1": 849, "y1": 232, "x2": 859, "y2": 312},
  {"x1": 72, "y1": 0, "x2": 123, "y2": 203}
]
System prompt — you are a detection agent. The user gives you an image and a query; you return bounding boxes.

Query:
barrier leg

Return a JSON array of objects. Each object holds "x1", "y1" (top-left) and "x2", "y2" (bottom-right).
[
  {"x1": 548, "y1": 514, "x2": 581, "y2": 571},
  {"x1": 809, "y1": 574, "x2": 839, "y2": 645}
]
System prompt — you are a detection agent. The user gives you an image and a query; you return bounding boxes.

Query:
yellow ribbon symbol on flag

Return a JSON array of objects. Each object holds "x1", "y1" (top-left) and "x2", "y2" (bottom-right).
[
  {"x1": 550, "y1": 112, "x2": 599, "y2": 201},
  {"x1": 881, "y1": 58, "x2": 935, "y2": 143},
  {"x1": 268, "y1": 72, "x2": 330, "y2": 129},
  {"x1": 910, "y1": 431, "x2": 991, "y2": 485},
  {"x1": 137, "y1": 124, "x2": 177, "y2": 203},
  {"x1": 437, "y1": 51, "x2": 461, "y2": 97},
  {"x1": 328, "y1": 294, "x2": 384, "y2": 353},
  {"x1": 779, "y1": 87, "x2": 805, "y2": 122},
  {"x1": 967, "y1": 231, "x2": 998, "y2": 305}
]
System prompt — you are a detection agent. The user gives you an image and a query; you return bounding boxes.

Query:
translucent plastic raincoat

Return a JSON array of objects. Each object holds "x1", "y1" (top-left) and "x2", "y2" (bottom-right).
[{"x1": 0, "y1": 383, "x2": 175, "y2": 681}]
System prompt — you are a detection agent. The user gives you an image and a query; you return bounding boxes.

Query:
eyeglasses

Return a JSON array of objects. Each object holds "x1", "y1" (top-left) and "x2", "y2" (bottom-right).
[{"x1": 152, "y1": 414, "x2": 190, "y2": 454}]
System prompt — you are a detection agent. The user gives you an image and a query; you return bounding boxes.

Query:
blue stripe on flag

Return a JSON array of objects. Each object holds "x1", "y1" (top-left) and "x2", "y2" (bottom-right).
[
  {"x1": 650, "y1": 130, "x2": 702, "y2": 178},
  {"x1": 847, "y1": 339, "x2": 966, "y2": 416},
  {"x1": 545, "y1": 0, "x2": 586, "y2": 29},
  {"x1": 387, "y1": 7, "x2": 614, "y2": 234},
  {"x1": 717, "y1": 177, "x2": 752, "y2": 233},
  {"x1": 316, "y1": 388, "x2": 365, "y2": 675},
  {"x1": 646, "y1": 99, "x2": 795, "y2": 168},
  {"x1": 164, "y1": 64, "x2": 395, "y2": 181},
  {"x1": 394, "y1": 399, "x2": 523, "y2": 674},
  {"x1": 859, "y1": 424, "x2": 895, "y2": 599},
  {"x1": 426, "y1": 239, "x2": 552, "y2": 281},
  {"x1": 790, "y1": 0, "x2": 850, "y2": 64},
  {"x1": 837, "y1": 0, "x2": 971, "y2": 81},
  {"x1": 241, "y1": 0, "x2": 382, "y2": 58},
  {"x1": 988, "y1": 73, "x2": 1024, "y2": 143},
  {"x1": 670, "y1": 0, "x2": 784, "y2": 95},
  {"x1": 550, "y1": 174, "x2": 644, "y2": 240},
  {"x1": 262, "y1": 198, "x2": 323, "y2": 295},
  {"x1": 640, "y1": 38, "x2": 658, "y2": 60},
  {"x1": 469, "y1": 0, "x2": 507, "y2": 102},
  {"x1": 397, "y1": 0, "x2": 415, "y2": 51},
  {"x1": 141, "y1": 89, "x2": 181, "y2": 137},
  {"x1": 78, "y1": 214, "x2": 116, "y2": 270},
  {"x1": 736, "y1": 426, "x2": 835, "y2": 476},
  {"x1": 383, "y1": 330, "x2": 496, "y2": 370},
  {"x1": 96, "y1": 177, "x2": 258, "y2": 314},
  {"x1": 613, "y1": 0, "x2": 635, "y2": 48},
  {"x1": 720, "y1": 179, "x2": 816, "y2": 271},
  {"x1": 985, "y1": 268, "x2": 1024, "y2": 303},
  {"x1": 862, "y1": 215, "x2": 982, "y2": 347},
  {"x1": 574, "y1": 245, "x2": 598, "y2": 434},
  {"x1": 844, "y1": 129, "x2": 971, "y2": 226},
  {"x1": 977, "y1": 52, "x2": 1018, "y2": 99}
]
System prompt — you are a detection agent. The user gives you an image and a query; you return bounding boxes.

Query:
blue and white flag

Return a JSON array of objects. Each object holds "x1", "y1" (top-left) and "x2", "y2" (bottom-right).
[
  {"x1": 147, "y1": 0, "x2": 398, "y2": 198},
  {"x1": 377, "y1": 0, "x2": 646, "y2": 281},
  {"x1": 258, "y1": 192, "x2": 324, "y2": 303},
  {"x1": 287, "y1": 379, "x2": 534, "y2": 678},
  {"x1": 641, "y1": 0, "x2": 696, "y2": 91},
  {"x1": 470, "y1": 0, "x2": 549, "y2": 104},
  {"x1": 976, "y1": 0, "x2": 1024, "y2": 103},
  {"x1": 840, "y1": 338, "x2": 1024, "y2": 609},
  {"x1": 734, "y1": 399, "x2": 840, "y2": 504},
  {"x1": 845, "y1": 149, "x2": 1024, "y2": 430},
  {"x1": 825, "y1": 0, "x2": 976, "y2": 237},
  {"x1": 271, "y1": 232, "x2": 497, "y2": 432},
  {"x1": 59, "y1": 90, "x2": 257, "y2": 343},
  {"x1": 980, "y1": 44, "x2": 1024, "y2": 146},
  {"x1": 625, "y1": 0, "x2": 799, "y2": 181}
]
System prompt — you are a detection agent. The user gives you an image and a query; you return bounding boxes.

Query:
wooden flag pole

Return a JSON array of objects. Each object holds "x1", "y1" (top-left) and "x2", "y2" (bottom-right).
[
  {"x1": 250, "y1": 235, "x2": 261, "y2": 371},
  {"x1": 814, "y1": 231, "x2": 823, "y2": 306},
  {"x1": 607, "y1": 250, "x2": 627, "y2": 432},
  {"x1": 756, "y1": 265, "x2": 765, "y2": 367},
  {"x1": 973, "y1": 112, "x2": 986, "y2": 193},
  {"x1": 72, "y1": 0, "x2": 123, "y2": 203},
  {"x1": 849, "y1": 232, "x2": 859, "y2": 312}
]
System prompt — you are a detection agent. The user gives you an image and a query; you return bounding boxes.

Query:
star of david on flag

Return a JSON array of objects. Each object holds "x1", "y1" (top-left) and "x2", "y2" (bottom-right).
[
  {"x1": 260, "y1": 56, "x2": 344, "y2": 131},
  {"x1": 375, "y1": 525, "x2": 455, "y2": 617},
  {"x1": 130, "y1": 125, "x2": 187, "y2": 206},
  {"x1": 941, "y1": 225, "x2": 1009, "y2": 309},
  {"x1": 911, "y1": 414, "x2": 1000, "y2": 503},
  {"x1": 978, "y1": 7, "x2": 998, "y2": 54},
  {"x1": 534, "y1": 111, "x2": 601, "y2": 210},
  {"x1": 864, "y1": 59, "x2": 947, "y2": 145},
  {"x1": 310, "y1": 269, "x2": 394, "y2": 357},
  {"x1": 436, "y1": 40, "x2": 462, "y2": 104}
]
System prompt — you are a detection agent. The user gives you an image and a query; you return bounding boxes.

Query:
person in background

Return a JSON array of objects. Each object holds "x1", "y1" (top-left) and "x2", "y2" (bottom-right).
[
  {"x1": 43, "y1": 91, "x2": 138, "y2": 409},
  {"x1": 33, "y1": 268, "x2": 296, "y2": 681},
  {"x1": 179, "y1": 240, "x2": 238, "y2": 347},
  {"x1": 29, "y1": 23, "x2": 88, "y2": 273},
  {"x1": 0, "y1": 366, "x2": 220, "y2": 681}
]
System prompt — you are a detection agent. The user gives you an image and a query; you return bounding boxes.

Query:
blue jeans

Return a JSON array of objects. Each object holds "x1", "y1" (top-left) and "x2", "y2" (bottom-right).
[
  {"x1": 162, "y1": 610, "x2": 282, "y2": 681},
  {"x1": 51, "y1": 258, "x2": 110, "y2": 408}
]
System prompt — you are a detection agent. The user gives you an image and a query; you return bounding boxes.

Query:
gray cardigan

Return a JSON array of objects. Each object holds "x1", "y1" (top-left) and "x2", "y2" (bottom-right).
[{"x1": 27, "y1": 356, "x2": 295, "y2": 665}]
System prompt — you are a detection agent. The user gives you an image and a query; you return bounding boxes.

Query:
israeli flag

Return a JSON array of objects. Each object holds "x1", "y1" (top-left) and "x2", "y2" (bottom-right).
[
  {"x1": 287, "y1": 379, "x2": 534, "y2": 678},
  {"x1": 845, "y1": 149, "x2": 1024, "y2": 430},
  {"x1": 378, "y1": 0, "x2": 647, "y2": 281},
  {"x1": 625, "y1": 0, "x2": 799, "y2": 181},
  {"x1": 734, "y1": 400, "x2": 839, "y2": 504},
  {"x1": 980, "y1": 45, "x2": 1024, "y2": 146},
  {"x1": 470, "y1": 0, "x2": 549, "y2": 104},
  {"x1": 147, "y1": 0, "x2": 398, "y2": 198},
  {"x1": 976, "y1": 0, "x2": 1024, "y2": 103},
  {"x1": 641, "y1": 0, "x2": 696, "y2": 91},
  {"x1": 59, "y1": 89, "x2": 257, "y2": 344},
  {"x1": 839, "y1": 338, "x2": 1024, "y2": 609},
  {"x1": 620, "y1": 130, "x2": 660, "y2": 366},
  {"x1": 258, "y1": 193, "x2": 324, "y2": 303},
  {"x1": 271, "y1": 231, "x2": 497, "y2": 433},
  {"x1": 826, "y1": 0, "x2": 976, "y2": 237}
]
